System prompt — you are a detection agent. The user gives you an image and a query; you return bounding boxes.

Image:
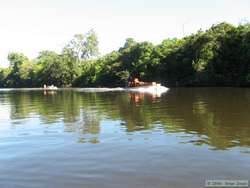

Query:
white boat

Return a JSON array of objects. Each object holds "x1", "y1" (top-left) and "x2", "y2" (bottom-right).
[
  {"x1": 126, "y1": 84, "x2": 168, "y2": 94},
  {"x1": 43, "y1": 85, "x2": 58, "y2": 90}
]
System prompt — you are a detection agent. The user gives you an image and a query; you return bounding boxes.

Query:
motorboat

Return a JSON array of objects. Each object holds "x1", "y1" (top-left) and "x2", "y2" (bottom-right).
[
  {"x1": 43, "y1": 85, "x2": 58, "y2": 90},
  {"x1": 127, "y1": 78, "x2": 168, "y2": 94},
  {"x1": 127, "y1": 83, "x2": 168, "y2": 94}
]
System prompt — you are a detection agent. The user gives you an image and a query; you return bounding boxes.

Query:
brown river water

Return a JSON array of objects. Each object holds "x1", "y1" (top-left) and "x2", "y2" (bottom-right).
[{"x1": 0, "y1": 88, "x2": 250, "y2": 188}]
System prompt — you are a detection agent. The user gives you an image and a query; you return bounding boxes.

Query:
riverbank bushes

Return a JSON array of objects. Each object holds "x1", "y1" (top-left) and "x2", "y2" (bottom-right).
[{"x1": 0, "y1": 22, "x2": 250, "y2": 88}]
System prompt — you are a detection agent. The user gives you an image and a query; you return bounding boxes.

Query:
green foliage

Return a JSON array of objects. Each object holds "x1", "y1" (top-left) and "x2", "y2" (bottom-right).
[
  {"x1": 5, "y1": 53, "x2": 35, "y2": 87},
  {"x1": 61, "y1": 48, "x2": 80, "y2": 85},
  {"x1": 0, "y1": 68, "x2": 4, "y2": 87},
  {"x1": 37, "y1": 51, "x2": 72, "y2": 87},
  {"x1": 0, "y1": 23, "x2": 250, "y2": 88},
  {"x1": 66, "y1": 29, "x2": 99, "y2": 60},
  {"x1": 73, "y1": 60, "x2": 99, "y2": 87}
]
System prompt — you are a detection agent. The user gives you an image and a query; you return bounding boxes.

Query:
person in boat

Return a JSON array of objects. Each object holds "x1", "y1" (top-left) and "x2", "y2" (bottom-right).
[
  {"x1": 128, "y1": 78, "x2": 140, "y2": 87},
  {"x1": 129, "y1": 77, "x2": 148, "y2": 87},
  {"x1": 128, "y1": 77, "x2": 139, "y2": 87},
  {"x1": 133, "y1": 78, "x2": 140, "y2": 87},
  {"x1": 128, "y1": 77, "x2": 161, "y2": 87}
]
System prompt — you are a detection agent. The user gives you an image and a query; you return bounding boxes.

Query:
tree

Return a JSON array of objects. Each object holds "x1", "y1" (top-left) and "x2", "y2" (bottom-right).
[
  {"x1": 37, "y1": 51, "x2": 71, "y2": 87},
  {"x1": 1, "y1": 23, "x2": 250, "y2": 88},
  {"x1": 6, "y1": 52, "x2": 34, "y2": 87},
  {"x1": 65, "y1": 29, "x2": 99, "y2": 61},
  {"x1": 61, "y1": 48, "x2": 80, "y2": 85},
  {"x1": 0, "y1": 68, "x2": 4, "y2": 87}
]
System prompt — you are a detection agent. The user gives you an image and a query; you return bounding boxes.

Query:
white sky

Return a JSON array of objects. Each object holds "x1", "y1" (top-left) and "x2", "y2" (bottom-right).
[{"x1": 0, "y1": 0, "x2": 250, "y2": 67}]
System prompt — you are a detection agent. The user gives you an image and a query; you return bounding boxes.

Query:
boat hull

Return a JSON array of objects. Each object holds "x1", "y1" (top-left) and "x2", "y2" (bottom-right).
[{"x1": 127, "y1": 85, "x2": 168, "y2": 94}]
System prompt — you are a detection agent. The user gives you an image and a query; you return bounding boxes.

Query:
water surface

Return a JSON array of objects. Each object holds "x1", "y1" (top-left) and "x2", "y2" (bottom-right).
[{"x1": 0, "y1": 88, "x2": 250, "y2": 188}]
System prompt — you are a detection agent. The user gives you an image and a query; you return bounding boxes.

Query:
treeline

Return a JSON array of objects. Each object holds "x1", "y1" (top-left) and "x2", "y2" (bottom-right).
[{"x1": 0, "y1": 22, "x2": 250, "y2": 88}]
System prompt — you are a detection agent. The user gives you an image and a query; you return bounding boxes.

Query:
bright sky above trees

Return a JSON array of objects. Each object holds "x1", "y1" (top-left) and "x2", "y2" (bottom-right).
[{"x1": 0, "y1": 0, "x2": 250, "y2": 67}]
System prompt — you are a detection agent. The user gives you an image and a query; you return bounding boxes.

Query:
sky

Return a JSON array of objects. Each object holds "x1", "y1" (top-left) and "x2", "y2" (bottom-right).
[{"x1": 0, "y1": 0, "x2": 250, "y2": 67}]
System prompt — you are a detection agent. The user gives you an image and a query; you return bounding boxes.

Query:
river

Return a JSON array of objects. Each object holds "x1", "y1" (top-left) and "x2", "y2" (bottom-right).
[{"x1": 0, "y1": 88, "x2": 250, "y2": 188}]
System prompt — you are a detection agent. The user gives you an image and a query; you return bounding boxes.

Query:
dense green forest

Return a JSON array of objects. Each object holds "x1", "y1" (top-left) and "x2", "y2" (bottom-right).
[{"x1": 0, "y1": 22, "x2": 250, "y2": 88}]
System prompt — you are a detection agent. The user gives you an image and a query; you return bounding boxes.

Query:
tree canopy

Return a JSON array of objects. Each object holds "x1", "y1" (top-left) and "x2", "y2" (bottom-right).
[
  {"x1": 0, "y1": 23, "x2": 250, "y2": 88},
  {"x1": 65, "y1": 29, "x2": 99, "y2": 60}
]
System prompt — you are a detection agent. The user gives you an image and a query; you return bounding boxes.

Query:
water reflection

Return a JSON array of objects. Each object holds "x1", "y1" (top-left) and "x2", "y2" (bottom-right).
[
  {"x1": 161, "y1": 88, "x2": 250, "y2": 150},
  {"x1": 43, "y1": 90, "x2": 57, "y2": 96},
  {"x1": 129, "y1": 92, "x2": 162, "y2": 104},
  {"x1": 0, "y1": 88, "x2": 250, "y2": 150}
]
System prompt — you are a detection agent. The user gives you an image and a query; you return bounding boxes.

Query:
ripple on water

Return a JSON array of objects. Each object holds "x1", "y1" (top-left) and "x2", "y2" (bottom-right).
[{"x1": 0, "y1": 88, "x2": 250, "y2": 188}]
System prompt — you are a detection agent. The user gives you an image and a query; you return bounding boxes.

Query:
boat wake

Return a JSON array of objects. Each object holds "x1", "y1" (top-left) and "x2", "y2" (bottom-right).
[
  {"x1": 127, "y1": 85, "x2": 168, "y2": 94},
  {"x1": 77, "y1": 85, "x2": 169, "y2": 96}
]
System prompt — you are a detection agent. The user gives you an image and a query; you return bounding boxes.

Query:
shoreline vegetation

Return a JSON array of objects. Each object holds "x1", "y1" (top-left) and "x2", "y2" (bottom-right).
[{"x1": 0, "y1": 22, "x2": 250, "y2": 88}]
